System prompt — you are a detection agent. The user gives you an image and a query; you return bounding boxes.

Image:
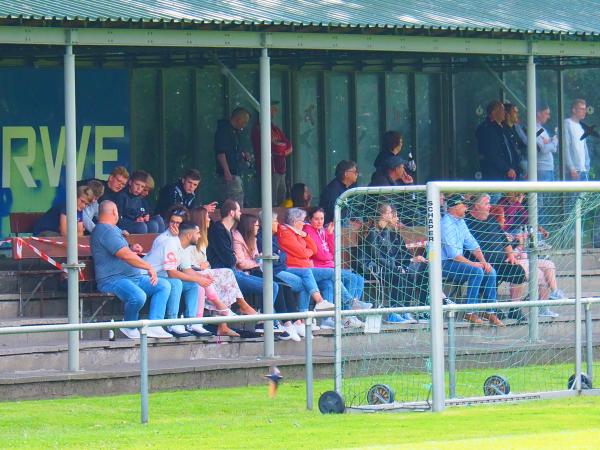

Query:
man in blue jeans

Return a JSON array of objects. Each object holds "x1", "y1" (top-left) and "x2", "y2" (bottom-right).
[
  {"x1": 207, "y1": 199, "x2": 280, "y2": 312},
  {"x1": 91, "y1": 200, "x2": 172, "y2": 339},
  {"x1": 144, "y1": 221, "x2": 213, "y2": 338},
  {"x1": 441, "y1": 194, "x2": 504, "y2": 327}
]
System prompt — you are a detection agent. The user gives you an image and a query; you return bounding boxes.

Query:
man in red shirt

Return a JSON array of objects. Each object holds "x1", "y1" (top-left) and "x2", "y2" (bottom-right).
[{"x1": 251, "y1": 101, "x2": 293, "y2": 206}]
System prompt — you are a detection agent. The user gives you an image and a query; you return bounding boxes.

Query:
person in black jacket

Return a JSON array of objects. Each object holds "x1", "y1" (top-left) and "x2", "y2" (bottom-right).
[
  {"x1": 207, "y1": 200, "x2": 278, "y2": 302},
  {"x1": 154, "y1": 169, "x2": 217, "y2": 218},
  {"x1": 115, "y1": 170, "x2": 165, "y2": 234},
  {"x1": 98, "y1": 166, "x2": 129, "y2": 204},
  {"x1": 362, "y1": 203, "x2": 427, "y2": 323},
  {"x1": 369, "y1": 154, "x2": 412, "y2": 187},
  {"x1": 319, "y1": 160, "x2": 359, "y2": 224},
  {"x1": 214, "y1": 108, "x2": 251, "y2": 206},
  {"x1": 476, "y1": 100, "x2": 521, "y2": 182},
  {"x1": 368, "y1": 155, "x2": 422, "y2": 227}
]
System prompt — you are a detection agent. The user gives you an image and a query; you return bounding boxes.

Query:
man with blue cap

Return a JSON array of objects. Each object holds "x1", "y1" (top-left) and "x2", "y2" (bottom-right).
[{"x1": 441, "y1": 194, "x2": 504, "y2": 327}]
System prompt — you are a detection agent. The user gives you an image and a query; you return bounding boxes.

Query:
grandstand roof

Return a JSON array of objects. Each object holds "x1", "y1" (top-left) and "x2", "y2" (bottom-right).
[{"x1": 0, "y1": 0, "x2": 599, "y2": 37}]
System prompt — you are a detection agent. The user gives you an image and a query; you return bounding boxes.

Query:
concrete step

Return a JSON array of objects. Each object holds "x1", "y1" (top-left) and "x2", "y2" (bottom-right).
[{"x1": 0, "y1": 356, "x2": 335, "y2": 401}]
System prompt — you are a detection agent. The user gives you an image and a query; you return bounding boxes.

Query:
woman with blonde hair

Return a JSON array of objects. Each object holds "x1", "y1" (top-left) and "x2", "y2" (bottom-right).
[{"x1": 189, "y1": 207, "x2": 260, "y2": 336}]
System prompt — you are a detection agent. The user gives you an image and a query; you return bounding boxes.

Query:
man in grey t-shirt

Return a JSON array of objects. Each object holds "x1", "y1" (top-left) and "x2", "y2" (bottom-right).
[{"x1": 91, "y1": 201, "x2": 172, "y2": 339}]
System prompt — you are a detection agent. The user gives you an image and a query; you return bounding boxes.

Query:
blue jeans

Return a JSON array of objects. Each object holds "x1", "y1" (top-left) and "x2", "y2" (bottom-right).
[
  {"x1": 163, "y1": 278, "x2": 199, "y2": 319},
  {"x1": 342, "y1": 269, "x2": 364, "y2": 303},
  {"x1": 118, "y1": 216, "x2": 165, "y2": 234},
  {"x1": 310, "y1": 267, "x2": 355, "y2": 308},
  {"x1": 233, "y1": 270, "x2": 279, "y2": 308},
  {"x1": 566, "y1": 170, "x2": 589, "y2": 214},
  {"x1": 537, "y1": 170, "x2": 555, "y2": 228},
  {"x1": 98, "y1": 275, "x2": 171, "y2": 321},
  {"x1": 276, "y1": 268, "x2": 321, "y2": 312},
  {"x1": 442, "y1": 260, "x2": 497, "y2": 309}
]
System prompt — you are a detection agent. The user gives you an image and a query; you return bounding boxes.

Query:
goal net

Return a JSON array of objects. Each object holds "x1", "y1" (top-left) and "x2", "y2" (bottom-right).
[{"x1": 332, "y1": 185, "x2": 600, "y2": 411}]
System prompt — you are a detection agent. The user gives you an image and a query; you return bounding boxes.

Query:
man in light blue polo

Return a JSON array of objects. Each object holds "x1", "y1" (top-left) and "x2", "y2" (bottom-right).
[{"x1": 441, "y1": 194, "x2": 504, "y2": 327}]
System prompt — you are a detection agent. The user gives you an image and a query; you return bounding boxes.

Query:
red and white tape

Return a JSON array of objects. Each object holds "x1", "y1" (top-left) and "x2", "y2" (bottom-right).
[
  {"x1": 406, "y1": 240, "x2": 427, "y2": 249},
  {"x1": 30, "y1": 236, "x2": 90, "y2": 249},
  {"x1": 13, "y1": 237, "x2": 84, "y2": 280}
]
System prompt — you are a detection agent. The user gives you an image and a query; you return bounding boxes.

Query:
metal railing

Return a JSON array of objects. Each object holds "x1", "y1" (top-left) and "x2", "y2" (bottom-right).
[{"x1": 0, "y1": 298, "x2": 599, "y2": 421}]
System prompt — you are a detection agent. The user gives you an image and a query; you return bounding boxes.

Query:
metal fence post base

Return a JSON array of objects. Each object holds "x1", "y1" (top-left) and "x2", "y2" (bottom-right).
[{"x1": 140, "y1": 325, "x2": 149, "y2": 424}]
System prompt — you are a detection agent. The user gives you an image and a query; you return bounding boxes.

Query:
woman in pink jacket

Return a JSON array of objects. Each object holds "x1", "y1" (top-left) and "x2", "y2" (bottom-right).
[{"x1": 303, "y1": 208, "x2": 369, "y2": 310}]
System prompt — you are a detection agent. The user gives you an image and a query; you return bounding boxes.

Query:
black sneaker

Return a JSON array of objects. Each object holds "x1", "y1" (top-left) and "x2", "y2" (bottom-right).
[
  {"x1": 236, "y1": 329, "x2": 261, "y2": 339},
  {"x1": 165, "y1": 325, "x2": 192, "y2": 338},
  {"x1": 277, "y1": 330, "x2": 292, "y2": 341},
  {"x1": 443, "y1": 296, "x2": 455, "y2": 305},
  {"x1": 507, "y1": 308, "x2": 527, "y2": 324},
  {"x1": 185, "y1": 324, "x2": 213, "y2": 337}
]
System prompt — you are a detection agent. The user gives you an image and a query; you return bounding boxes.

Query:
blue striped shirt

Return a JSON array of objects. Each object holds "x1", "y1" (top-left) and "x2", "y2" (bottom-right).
[{"x1": 441, "y1": 213, "x2": 480, "y2": 260}]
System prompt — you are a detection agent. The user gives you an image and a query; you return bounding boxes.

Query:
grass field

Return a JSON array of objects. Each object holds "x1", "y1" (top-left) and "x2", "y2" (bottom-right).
[{"x1": 1, "y1": 377, "x2": 600, "y2": 449}]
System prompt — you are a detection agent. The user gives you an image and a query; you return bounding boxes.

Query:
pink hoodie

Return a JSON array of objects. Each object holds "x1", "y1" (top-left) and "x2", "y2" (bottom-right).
[{"x1": 303, "y1": 223, "x2": 335, "y2": 268}]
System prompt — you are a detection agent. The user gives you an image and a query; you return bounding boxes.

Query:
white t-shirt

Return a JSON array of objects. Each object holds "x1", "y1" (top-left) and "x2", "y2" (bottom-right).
[
  {"x1": 564, "y1": 118, "x2": 588, "y2": 171},
  {"x1": 144, "y1": 233, "x2": 191, "y2": 277}
]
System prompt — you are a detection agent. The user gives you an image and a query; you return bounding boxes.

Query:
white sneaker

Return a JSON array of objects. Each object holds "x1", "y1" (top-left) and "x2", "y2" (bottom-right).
[
  {"x1": 351, "y1": 299, "x2": 373, "y2": 310},
  {"x1": 311, "y1": 318, "x2": 320, "y2": 331},
  {"x1": 343, "y1": 316, "x2": 364, "y2": 328},
  {"x1": 539, "y1": 307, "x2": 559, "y2": 318},
  {"x1": 294, "y1": 322, "x2": 306, "y2": 338},
  {"x1": 146, "y1": 326, "x2": 173, "y2": 338},
  {"x1": 120, "y1": 328, "x2": 140, "y2": 340},
  {"x1": 284, "y1": 323, "x2": 301, "y2": 342},
  {"x1": 314, "y1": 300, "x2": 335, "y2": 311}
]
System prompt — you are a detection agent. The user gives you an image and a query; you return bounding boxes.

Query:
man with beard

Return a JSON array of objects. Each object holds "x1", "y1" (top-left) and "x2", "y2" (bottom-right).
[
  {"x1": 144, "y1": 221, "x2": 213, "y2": 337},
  {"x1": 207, "y1": 199, "x2": 279, "y2": 305}
]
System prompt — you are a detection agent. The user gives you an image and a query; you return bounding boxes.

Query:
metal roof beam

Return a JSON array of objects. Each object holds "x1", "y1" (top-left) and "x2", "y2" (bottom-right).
[{"x1": 1, "y1": 27, "x2": 600, "y2": 57}]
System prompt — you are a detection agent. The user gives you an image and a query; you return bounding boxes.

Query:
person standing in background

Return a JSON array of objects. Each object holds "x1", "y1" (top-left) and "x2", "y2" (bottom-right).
[
  {"x1": 214, "y1": 108, "x2": 251, "y2": 206},
  {"x1": 563, "y1": 98, "x2": 590, "y2": 181},
  {"x1": 252, "y1": 100, "x2": 293, "y2": 206}
]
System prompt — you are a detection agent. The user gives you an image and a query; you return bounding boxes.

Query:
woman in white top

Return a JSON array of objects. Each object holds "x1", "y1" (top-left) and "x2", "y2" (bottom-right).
[{"x1": 189, "y1": 207, "x2": 259, "y2": 337}]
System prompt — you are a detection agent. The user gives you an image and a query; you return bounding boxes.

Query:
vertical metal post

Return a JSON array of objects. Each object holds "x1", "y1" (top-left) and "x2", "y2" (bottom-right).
[
  {"x1": 427, "y1": 183, "x2": 445, "y2": 412},
  {"x1": 333, "y1": 200, "x2": 343, "y2": 394},
  {"x1": 575, "y1": 198, "x2": 582, "y2": 390},
  {"x1": 259, "y1": 46, "x2": 274, "y2": 358},
  {"x1": 447, "y1": 311, "x2": 456, "y2": 399},
  {"x1": 140, "y1": 326, "x2": 149, "y2": 424},
  {"x1": 305, "y1": 319, "x2": 313, "y2": 410},
  {"x1": 64, "y1": 42, "x2": 80, "y2": 371},
  {"x1": 585, "y1": 303, "x2": 594, "y2": 383},
  {"x1": 526, "y1": 53, "x2": 540, "y2": 342}
]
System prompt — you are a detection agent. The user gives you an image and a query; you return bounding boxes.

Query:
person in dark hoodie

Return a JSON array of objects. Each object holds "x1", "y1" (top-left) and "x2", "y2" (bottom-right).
[
  {"x1": 373, "y1": 130, "x2": 417, "y2": 185},
  {"x1": 154, "y1": 168, "x2": 217, "y2": 218},
  {"x1": 214, "y1": 107, "x2": 251, "y2": 206},
  {"x1": 98, "y1": 166, "x2": 129, "y2": 204},
  {"x1": 115, "y1": 170, "x2": 165, "y2": 234},
  {"x1": 476, "y1": 100, "x2": 520, "y2": 182}
]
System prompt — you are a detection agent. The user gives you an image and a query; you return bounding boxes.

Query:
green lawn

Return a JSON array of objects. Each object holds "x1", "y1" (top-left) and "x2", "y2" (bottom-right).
[{"x1": 1, "y1": 378, "x2": 600, "y2": 449}]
